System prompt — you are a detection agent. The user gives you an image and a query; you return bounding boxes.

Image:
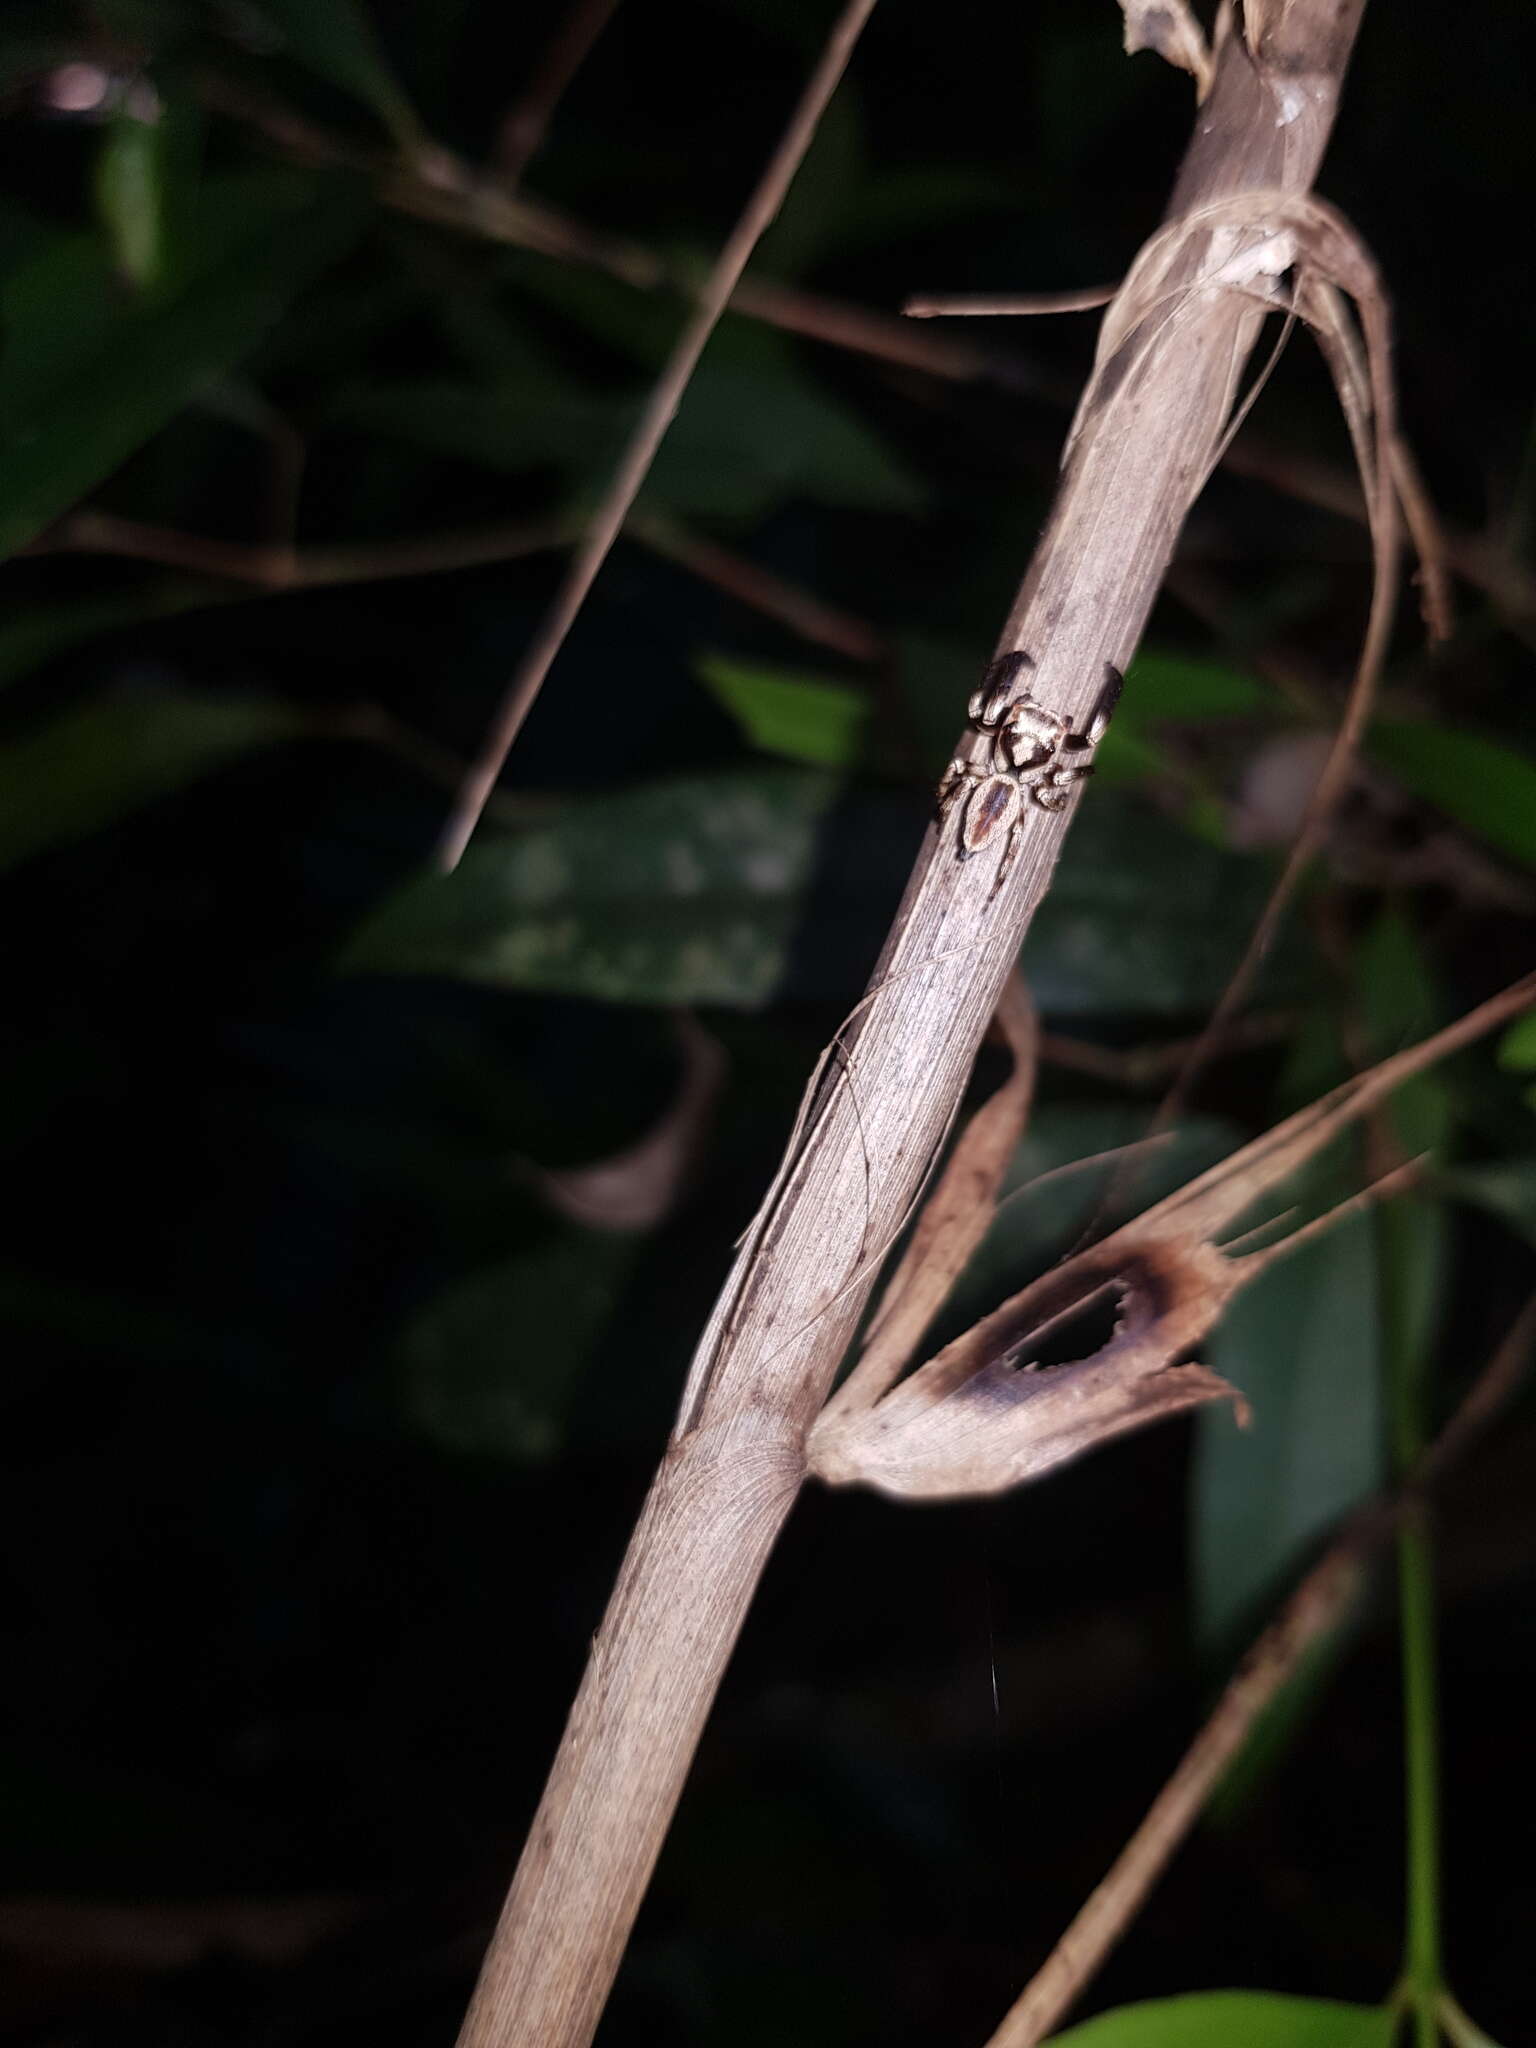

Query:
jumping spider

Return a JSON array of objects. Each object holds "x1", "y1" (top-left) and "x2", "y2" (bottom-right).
[{"x1": 938, "y1": 653, "x2": 1123, "y2": 894}]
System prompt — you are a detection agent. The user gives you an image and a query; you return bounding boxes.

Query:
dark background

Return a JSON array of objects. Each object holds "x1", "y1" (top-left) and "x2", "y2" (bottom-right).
[{"x1": 2, "y1": 2, "x2": 1534, "y2": 2043}]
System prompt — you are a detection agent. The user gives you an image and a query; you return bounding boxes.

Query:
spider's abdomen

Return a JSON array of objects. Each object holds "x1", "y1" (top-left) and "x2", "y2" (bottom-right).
[{"x1": 960, "y1": 774, "x2": 1020, "y2": 857}]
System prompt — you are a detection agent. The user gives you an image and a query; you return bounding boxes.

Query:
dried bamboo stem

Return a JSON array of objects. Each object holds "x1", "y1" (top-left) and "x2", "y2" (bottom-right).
[{"x1": 453, "y1": 7, "x2": 1370, "y2": 2044}]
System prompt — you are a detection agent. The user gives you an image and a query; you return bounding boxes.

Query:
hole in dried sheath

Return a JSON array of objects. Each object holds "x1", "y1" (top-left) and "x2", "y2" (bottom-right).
[{"x1": 1012, "y1": 1279, "x2": 1125, "y2": 1371}]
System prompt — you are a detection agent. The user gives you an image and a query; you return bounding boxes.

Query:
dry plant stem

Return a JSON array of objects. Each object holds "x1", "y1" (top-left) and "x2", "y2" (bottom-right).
[
  {"x1": 1038, "y1": 1012, "x2": 1294, "y2": 1088},
  {"x1": 452, "y1": 11, "x2": 1369, "y2": 2046},
  {"x1": 495, "y1": 0, "x2": 622, "y2": 189},
  {"x1": 1221, "y1": 437, "x2": 1536, "y2": 639},
  {"x1": 983, "y1": 1292, "x2": 1536, "y2": 2048},
  {"x1": 732, "y1": 273, "x2": 1051, "y2": 392},
  {"x1": 35, "y1": 509, "x2": 573, "y2": 588},
  {"x1": 626, "y1": 510, "x2": 887, "y2": 662},
  {"x1": 38, "y1": 507, "x2": 884, "y2": 665},
  {"x1": 435, "y1": 0, "x2": 885, "y2": 871},
  {"x1": 904, "y1": 287, "x2": 1118, "y2": 318},
  {"x1": 197, "y1": 64, "x2": 1536, "y2": 630}
]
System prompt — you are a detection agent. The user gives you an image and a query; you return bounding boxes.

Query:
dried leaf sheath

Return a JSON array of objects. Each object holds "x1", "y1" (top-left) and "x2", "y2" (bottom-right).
[{"x1": 810, "y1": 975, "x2": 1536, "y2": 1500}]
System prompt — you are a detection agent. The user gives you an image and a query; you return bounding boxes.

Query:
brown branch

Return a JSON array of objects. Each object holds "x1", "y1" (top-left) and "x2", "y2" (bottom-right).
[
  {"x1": 33, "y1": 506, "x2": 886, "y2": 666},
  {"x1": 196, "y1": 64, "x2": 1536, "y2": 634},
  {"x1": 626, "y1": 511, "x2": 887, "y2": 663},
  {"x1": 904, "y1": 286, "x2": 1118, "y2": 318},
  {"x1": 495, "y1": 0, "x2": 622, "y2": 190},
  {"x1": 450, "y1": 12, "x2": 1376, "y2": 2046},
  {"x1": 29, "y1": 508, "x2": 572, "y2": 588},
  {"x1": 982, "y1": 1288, "x2": 1536, "y2": 2048},
  {"x1": 433, "y1": 0, "x2": 885, "y2": 871},
  {"x1": 733, "y1": 272, "x2": 1053, "y2": 392},
  {"x1": 1222, "y1": 436, "x2": 1536, "y2": 640},
  {"x1": 1038, "y1": 1011, "x2": 1294, "y2": 1088}
]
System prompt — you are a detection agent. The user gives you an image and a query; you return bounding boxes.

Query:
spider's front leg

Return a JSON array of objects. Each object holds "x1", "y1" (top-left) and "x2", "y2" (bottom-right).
[
  {"x1": 1026, "y1": 761, "x2": 1093, "y2": 813},
  {"x1": 936, "y1": 756, "x2": 979, "y2": 822}
]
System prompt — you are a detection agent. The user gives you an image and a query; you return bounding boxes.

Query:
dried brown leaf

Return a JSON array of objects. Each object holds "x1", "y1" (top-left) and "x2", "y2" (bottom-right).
[
  {"x1": 1075, "y1": 189, "x2": 1449, "y2": 1152},
  {"x1": 1120, "y1": 0, "x2": 1215, "y2": 100},
  {"x1": 827, "y1": 975, "x2": 1038, "y2": 1420},
  {"x1": 528, "y1": 1013, "x2": 726, "y2": 1232},
  {"x1": 809, "y1": 975, "x2": 1535, "y2": 1501}
]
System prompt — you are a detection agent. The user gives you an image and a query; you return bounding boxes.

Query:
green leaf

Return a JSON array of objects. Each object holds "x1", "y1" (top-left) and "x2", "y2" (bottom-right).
[
  {"x1": 1084, "y1": 652, "x2": 1272, "y2": 801},
  {"x1": 696, "y1": 654, "x2": 868, "y2": 767},
  {"x1": 0, "y1": 687, "x2": 308, "y2": 872},
  {"x1": 1029, "y1": 796, "x2": 1308, "y2": 1016},
  {"x1": 334, "y1": 330, "x2": 921, "y2": 521},
  {"x1": 95, "y1": 109, "x2": 166, "y2": 290},
  {"x1": 252, "y1": 0, "x2": 424, "y2": 153},
  {"x1": 1193, "y1": 1215, "x2": 1384, "y2": 1643},
  {"x1": 0, "y1": 583, "x2": 208, "y2": 692},
  {"x1": 1371, "y1": 721, "x2": 1536, "y2": 870},
  {"x1": 345, "y1": 780, "x2": 1308, "y2": 1016},
  {"x1": 1444, "y1": 1159, "x2": 1536, "y2": 1244},
  {"x1": 1355, "y1": 910, "x2": 1450, "y2": 1159},
  {"x1": 1048, "y1": 1991, "x2": 1396, "y2": 2048},
  {"x1": 1089, "y1": 721, "x2": 1172, "y2": 789},
  {"x1": 1205, "y1": 1617, "x2": 1355, "y2": 1824},
  {"x1": 345, "y1": 768, "x2": 841, "y2": 1007},
  {"x1": 752, "y1": 93, "x2": 864, "y2": 279},
  {"x1": 892, "y1": 634, "x2": 983, "y2": 765},
  {"x1": 1122, "y1": 650, "x2": 1270, "y2": 723},
  {"x1": 649, "y1": 338, "x2": 923, "y2": 517},
  {"x1": 396, "y1": 1233, "x2": 633, "y2": 1462},
  {"x1": 93, "y1": 95, "x2": 201, "y2": 293},
  {"x1": 833, "y1": 166, "x2": 1021, "y2": 255},
  {"x1": 1498, "y1": 1010, "x2": 1536, "y2": 1071},
  {"x1": 891, "y1": 639, "x2": 1256, "y2": 806},
  {"x1": 1355, "y1": 911, "x2": 1450, "y2": 1463},
  {"x1": 0, "y1": 172, "x2": 365, "y2": 561}
]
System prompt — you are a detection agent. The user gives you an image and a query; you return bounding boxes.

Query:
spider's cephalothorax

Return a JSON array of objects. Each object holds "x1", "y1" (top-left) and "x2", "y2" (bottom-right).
[{"x1": 938, "y1": 653, "x2": 1121, "y2": 895}]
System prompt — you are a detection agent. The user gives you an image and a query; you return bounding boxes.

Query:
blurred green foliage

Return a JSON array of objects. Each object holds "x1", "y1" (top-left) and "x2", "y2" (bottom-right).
[
  {"x1": 1, "y1": 2, "x2": 1533, "y2": 2045},
  {"x1": 1051, "y1": 1993, "x2": 1398, "y2": 2048}
]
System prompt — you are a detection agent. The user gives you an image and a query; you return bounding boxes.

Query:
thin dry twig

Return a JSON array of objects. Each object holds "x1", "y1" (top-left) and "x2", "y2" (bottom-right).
[
  {"x1": 627, "y1": 510, "x2": 887, "y2": 664},
  {"x1": 496, "y1": 0, "x2": 622, "y2": 190},
  {"x1": 904, "y1": 287, "x2": 1119, "y2": 319},
  {"x1": 1039, "y1": 1013, "x2": 1294, "y2": 1088},
  {"x1": 982, "y1": 1287, "x2": 1536, "y2": 2048},
  {"x1": 33, "y1": 505, "x2": 886, "y2": 666},
  {"x1": 194, "y1": 64, "x2": 1536, "y2": 633},
  {"x1": 30, "y1": 508, "x2": 573, "y2": 588},
  {"x1": 434, "y1": 0, "x2": 885, "y2": 871}
]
